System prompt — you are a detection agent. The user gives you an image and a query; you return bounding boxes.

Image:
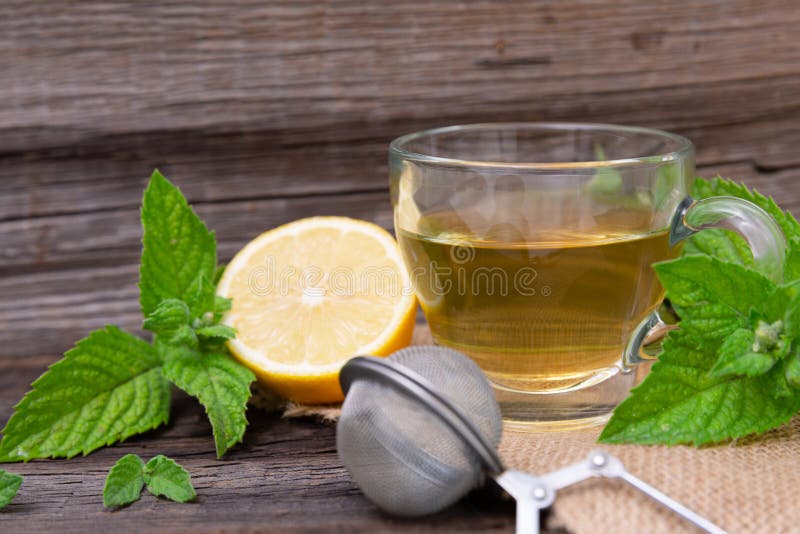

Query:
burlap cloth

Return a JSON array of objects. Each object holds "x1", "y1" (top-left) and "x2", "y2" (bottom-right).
[{"x1": 256, "y1": 326, "x2": 800, "y2": 533}]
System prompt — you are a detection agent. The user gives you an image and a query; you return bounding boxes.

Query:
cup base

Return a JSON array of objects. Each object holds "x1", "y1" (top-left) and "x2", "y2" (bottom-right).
[
  {"x1": 503, "y1": 412, "x2": 611, "y2": 432},
  {"x1": 491, "y1": 361, "x2": 652, "y2": 432}
]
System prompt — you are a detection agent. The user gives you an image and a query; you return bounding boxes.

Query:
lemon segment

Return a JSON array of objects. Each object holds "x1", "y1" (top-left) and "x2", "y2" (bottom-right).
[{"x1": 217, "y1": 216, "x2": 417, "y2": 404}]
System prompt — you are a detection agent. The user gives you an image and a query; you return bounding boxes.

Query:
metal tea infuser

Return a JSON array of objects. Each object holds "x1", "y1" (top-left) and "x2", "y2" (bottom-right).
[{"x1": 337, "y1": 346, "x2": 726, "y2": 534}]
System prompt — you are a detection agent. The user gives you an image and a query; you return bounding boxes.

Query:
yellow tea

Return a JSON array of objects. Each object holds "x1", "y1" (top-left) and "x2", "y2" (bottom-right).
[{"x1": 398, "y1": 223, "x2": 677, "y2": 392}]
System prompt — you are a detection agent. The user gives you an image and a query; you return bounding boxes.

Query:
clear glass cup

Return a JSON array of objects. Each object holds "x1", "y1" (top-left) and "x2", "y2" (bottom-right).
[{"x1": 390, "y1": 123, "x2": 785, "y2": 431}]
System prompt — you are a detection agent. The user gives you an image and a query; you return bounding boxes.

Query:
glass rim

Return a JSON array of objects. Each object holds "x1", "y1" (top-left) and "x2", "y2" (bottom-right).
[{"x1": 389, "y1": 122, "x2": 694, "y2": 170}]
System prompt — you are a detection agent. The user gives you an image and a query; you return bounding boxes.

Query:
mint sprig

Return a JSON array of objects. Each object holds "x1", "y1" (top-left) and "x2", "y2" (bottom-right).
[
  {"x1": 601, "y1": 177, "x2": 800, "y2": 445},
  {"x1": 0, "y1": 470, "x2": 22, "y2": 510},
  {"x1": 0, "y1": 171, "x2": 254, "y2": 462},
  {"x1": 103, "y1": 454, "x2": 195, "y2": 508}
]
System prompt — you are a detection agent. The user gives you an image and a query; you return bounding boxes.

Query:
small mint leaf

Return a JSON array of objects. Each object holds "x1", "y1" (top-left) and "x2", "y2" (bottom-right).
[
  {"x1": 143, "y1": 455, "x2": 196, "y2": 503},
  {"x1": 767, "y1": 361, "x2": 795, "y2": 399},
  {"x1": 163, "y1": 349, "x2": 254, "y2": 458},
  {"x1": 0, "y1": 326, "x2": 170, "y2": 462},
  {"x1": 139, "y1": 170, "x2": 217, "y2": 317},
  {"x1": 0, "y1": 470, "x2": 23, "y2": 509},
  {"x1": 167, "y1": 325, "x2": 199, "y2": 349},
  {"x1": 711, "y1": 350, "x2": 776, "y2": 380},
  {"x1": 196, "y1": 325, "x2": 236, "y2": 342},
  {"x1": 213, "y1": 296, "x2": 232, "y2": 322},
  {"x1": 185, "y1": 274, "x2": 216, "y2": 320},
  {"x1": 103, "y1": 454, "x2": 145, "y2": 509},
  {"x1": 143, "y1": 299, "x2": 191, "y2": 336},
  {"x1": 711, "y1": 328, "x2": 757, "y2": 376},
  {"x1": 785, "y1": 351, "x2": 800, "y2": 388}
]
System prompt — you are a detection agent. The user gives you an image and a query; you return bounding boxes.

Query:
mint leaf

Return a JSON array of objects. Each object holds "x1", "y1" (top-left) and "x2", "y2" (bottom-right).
[
  {"x1": 0, "y1": 326, "x2": 170, "y2": 462},
  {"x1": 654, "y1": 255, "x2": 775, "y2": 343},
  {"x1": 710, "y1": 329, "x2": 776, "y2": 378},
  {"x1": 213, "y1": 296, "x2": 232, "y2": 322},
  {"x1": 184, "y1": 274, "x2": 216, "y2": 320},
  {"x1": 162, "y1": 349, "x2": 254, "y2": 458},
  {"x1": 139, "y1": 170, "x2": 217, "y2": 317},
  {"x1": 143, "y1": 455, "x2": 196, "y2": 503},
  {"x1": 143, "y1": 299, "x2": 191, "y2": 335},
  {"x1": 600, "y1": 331, "x2": 800, "y2": 445},
  {"x1": 785, "y1": 351, "x2": 800, "y2": 387},
  {"x1": 103, "y1": 454, "x2": 146, "y2": 508},
  {"x1": 785, "y1": 243, "x2": 800, "y2": 281},
  {"x1": 144, "y1": 299, "x2": 200, "y2": 348},
  {"x1": 0, "y1": 470, "x2": 22, "y2": 509},
  {"x1": 195, "y1": 325, "x2": 236, "y2": 342}
]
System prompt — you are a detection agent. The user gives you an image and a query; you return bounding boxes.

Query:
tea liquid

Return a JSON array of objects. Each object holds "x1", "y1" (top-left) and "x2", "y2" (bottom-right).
[{"x1": 398, "y1": 225, "x2": 676, "y2": 392}]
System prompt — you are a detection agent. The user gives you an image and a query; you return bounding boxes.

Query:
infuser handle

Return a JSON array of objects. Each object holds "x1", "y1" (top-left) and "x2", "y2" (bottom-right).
[{"x1": 586, "y1": 450, "x2": 728, "y2": 534}]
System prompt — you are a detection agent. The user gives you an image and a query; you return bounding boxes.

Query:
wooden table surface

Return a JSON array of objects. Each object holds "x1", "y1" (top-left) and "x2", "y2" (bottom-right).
[{"x1": 3, "y1": 1, "x2": 800, "y2": 532}]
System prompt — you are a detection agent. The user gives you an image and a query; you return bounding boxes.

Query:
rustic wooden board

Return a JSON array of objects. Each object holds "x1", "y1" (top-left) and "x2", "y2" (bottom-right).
[
  {"x1": 2, "y1": 0, "x2": 800, "y2": 359},
  {"x1": 2, "y1": 0, "x2": 800, "y2": 360}
]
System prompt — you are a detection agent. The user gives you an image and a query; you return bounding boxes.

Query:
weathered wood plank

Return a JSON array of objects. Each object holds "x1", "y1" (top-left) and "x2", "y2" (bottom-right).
[
  {"x1": 0, "y1": 136, "x2": 389, "y2": 221},
  {"x1": 3, "y1": 163, "x2": 800, "y2": 275},
  {"x1": 2, "y1": 0, "x2": 800, "y2": 154},
  {"x1": 0, "y1": 355, "x2": 517, "y2": 533},
  {"x1": 0, "y1": 191, "x2": 393, "y2": 273},
  {"x1": 3, "y1": 118, "x2": 800, "y2": 223}
]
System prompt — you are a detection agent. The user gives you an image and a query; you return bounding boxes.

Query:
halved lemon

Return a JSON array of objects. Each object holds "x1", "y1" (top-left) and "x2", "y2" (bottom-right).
[{"x1": 217, "y1": 216, "x2": 417, "y2": 404}]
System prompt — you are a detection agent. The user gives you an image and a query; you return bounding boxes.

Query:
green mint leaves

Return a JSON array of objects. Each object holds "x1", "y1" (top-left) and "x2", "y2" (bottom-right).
[
  {"x1": 0, "y1": 327, "x2": 170, "y2": 461},
  {"x1": 0, "y1": 171, "x2": 254, "y2": 462},
  {"x1": 139, "y1": 171, "x2": 217, "y2": 317},
  {"x1": 600, "y1": 330, "x2": 800, "y2": 445},
  {"x1": 0, "y1": 470, "x2": 23, "y2": 510},
  {"x1": 103, "y1": 454, "x2": 195, "y2": 508},
  {"x1": 601, "y1": 177, "x2": 800, "y2": 445}
]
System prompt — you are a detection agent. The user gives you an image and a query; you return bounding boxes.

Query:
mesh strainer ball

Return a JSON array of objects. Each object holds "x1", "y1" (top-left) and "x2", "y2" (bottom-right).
[{"x1": 337, "y1": 345, "x2": 504, "y2": 517}]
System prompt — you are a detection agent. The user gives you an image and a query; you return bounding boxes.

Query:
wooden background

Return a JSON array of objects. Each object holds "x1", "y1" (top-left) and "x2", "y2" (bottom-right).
[
  {"x1": 1, "y1": 1, "x2": 800, "y2": 532},
  {"x1": 3, "y1": 0, "x2": 800, "y2": 361}
]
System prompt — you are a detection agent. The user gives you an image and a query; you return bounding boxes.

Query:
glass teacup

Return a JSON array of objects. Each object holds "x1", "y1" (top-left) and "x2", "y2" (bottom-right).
[{"x1": 390, "y1": 123, "x2": 784, "y2": 430}]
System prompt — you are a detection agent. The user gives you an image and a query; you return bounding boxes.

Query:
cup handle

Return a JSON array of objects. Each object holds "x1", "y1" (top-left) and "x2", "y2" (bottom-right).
[{"x1": 623, "y1": 194, "x2": 787, "y2": 368}]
